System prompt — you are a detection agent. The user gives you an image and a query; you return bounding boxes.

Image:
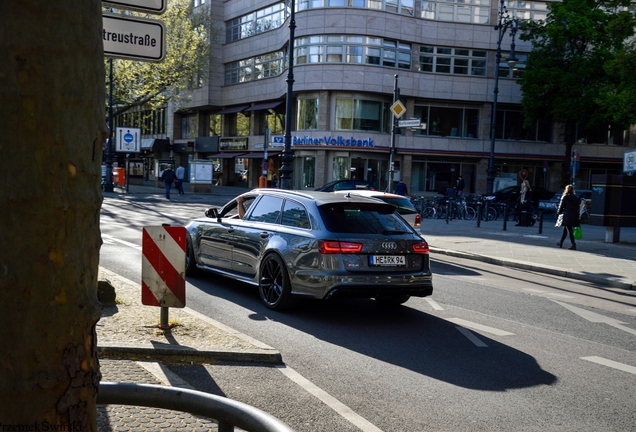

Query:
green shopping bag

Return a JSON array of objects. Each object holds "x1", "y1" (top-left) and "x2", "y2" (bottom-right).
[{"x1": 573, "y1": 226, "x2": 582, "y2": 240}]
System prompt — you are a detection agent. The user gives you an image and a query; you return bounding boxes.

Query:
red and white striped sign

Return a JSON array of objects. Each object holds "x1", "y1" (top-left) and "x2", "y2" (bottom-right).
[{"x1": 141, "y1": 226, "x2": 186, "y2": 308}]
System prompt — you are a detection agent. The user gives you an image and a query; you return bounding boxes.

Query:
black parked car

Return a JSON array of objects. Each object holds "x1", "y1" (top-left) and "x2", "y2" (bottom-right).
[
  {"x1": 315, "y1": 179, "x2": 376, "y2": 192},
  {"x1": 484, "y1": 185, "x2": 555, "y2": 207}
]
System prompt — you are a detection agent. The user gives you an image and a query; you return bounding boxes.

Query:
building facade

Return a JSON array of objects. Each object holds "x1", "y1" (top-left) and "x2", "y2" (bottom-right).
[{"x1": 140, "y1": 0, "x2": 636, "y2": 195}]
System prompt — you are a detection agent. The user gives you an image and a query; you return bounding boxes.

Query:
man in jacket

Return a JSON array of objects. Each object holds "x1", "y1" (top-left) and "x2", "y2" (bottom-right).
[{"x1": 160, "y1": 165, "x2": 176, "y2": 200}]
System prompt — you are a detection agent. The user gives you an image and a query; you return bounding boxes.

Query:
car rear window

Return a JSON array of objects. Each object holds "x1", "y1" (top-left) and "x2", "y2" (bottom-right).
[
  {"x1": 379, "y1": 197, "x2": 418, "y2": 215},
  {"x1": 318, "y1": 203, "x2": 411, "y2": 234}
]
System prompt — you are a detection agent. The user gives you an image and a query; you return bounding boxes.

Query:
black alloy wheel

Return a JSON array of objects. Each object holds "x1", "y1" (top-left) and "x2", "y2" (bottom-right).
[{"x1": 259, "y1": 253, "x2": 297, "y2": 311}]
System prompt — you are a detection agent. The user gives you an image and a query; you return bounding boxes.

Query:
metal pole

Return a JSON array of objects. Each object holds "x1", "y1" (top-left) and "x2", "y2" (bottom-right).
[
  {"x1": 388, "y1": 74, "x2": 398, "y2": 193},
  {"x1": 104, "y1": 58, "x2": 115, "y2": 192},
  {"x1": 279, "y1": 0, "x2": 296, "y2": 190},
  {"x1": 487, "y1": 0, "x2": 518, "y2": 195}
]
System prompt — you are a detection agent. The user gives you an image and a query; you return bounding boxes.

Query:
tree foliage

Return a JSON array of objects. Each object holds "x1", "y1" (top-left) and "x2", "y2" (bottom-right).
[
  {"x1": 106, "y1": 0, "x2": 217, "y2": 116},
  {"x1": 518, "y1": 0, "x2": 636, "y2": 129}
]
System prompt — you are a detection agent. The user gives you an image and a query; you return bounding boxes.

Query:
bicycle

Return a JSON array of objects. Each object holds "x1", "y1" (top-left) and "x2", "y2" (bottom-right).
[{"x1": 467, "y1": 196, "x2": 497, "y2": 221}]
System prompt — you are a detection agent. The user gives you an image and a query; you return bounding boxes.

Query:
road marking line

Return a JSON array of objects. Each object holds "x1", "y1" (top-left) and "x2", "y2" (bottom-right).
[
  {"x1": 524, "y1": 289, "x2": 547, "y2": 293},
  {"x1": 544, "y1": 293, "x2": 577, "y2": 299},
  {"x1": 136, "y1": 361, "x2": 194, "y2": 389},
  {"x1": 581, "y1": 357, "x2": 636, "y2": 375},
  {"x1": 277, "y1": 365, "x2": 385, "y2": 432},
  {"x1": 446, "y1": 318, "x2": 515, "y2": 336},
  {"x1": 455, "y1": 327, "x2": 488, "y2": 347},
  {"x1": 425, "y1": 298, "x2": 444, "y2": 310},
  {"x1": 102, "y1": 233, "x2": 142, "y2": 250}
]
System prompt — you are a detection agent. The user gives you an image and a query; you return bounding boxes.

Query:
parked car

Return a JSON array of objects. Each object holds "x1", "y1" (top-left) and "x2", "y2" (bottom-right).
[
  {"x1": 315, "y1": 179, "x2": 375, "y2": 192},
  {"x1": 539, "y1": 188, "x2": 592, "y2": 215},
  {"x1": 334, "y1": 190, "x2": 421, "y2": 229},
  {"x1": 484, "y1": 185, "x2": 555, "y2": 207},
  {"x1": 185, "y1": 189, "x2": 433, "y2": 310}
]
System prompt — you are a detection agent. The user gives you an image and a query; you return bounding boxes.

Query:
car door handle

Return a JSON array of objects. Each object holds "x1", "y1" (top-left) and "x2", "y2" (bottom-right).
[
  {"x1": 227, "y1": 227, "x2": 235, "y2": 233},
  {"x1": 260, "y1": 232, "x2": 269, "y2": 238}
]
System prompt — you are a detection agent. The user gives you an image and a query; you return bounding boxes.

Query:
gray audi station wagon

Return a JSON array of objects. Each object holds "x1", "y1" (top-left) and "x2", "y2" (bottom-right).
[{"x1": 185, "y1": 189, "x2": 433, "y2": 310}]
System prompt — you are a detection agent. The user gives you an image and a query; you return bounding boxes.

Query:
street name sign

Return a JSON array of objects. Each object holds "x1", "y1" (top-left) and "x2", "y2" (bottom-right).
[
  {"x1": 103, "y1": 13, "x2": 166, "y2": 62},
  {"x1": 398, "y1": 119, "x2": 421, "y2": 128},
  {"x1": 115, "y1": 127, "x2": 141, "y2": 153},
  {"x1": 102, "y1": 0, "x2": 166, "y2": 14}
]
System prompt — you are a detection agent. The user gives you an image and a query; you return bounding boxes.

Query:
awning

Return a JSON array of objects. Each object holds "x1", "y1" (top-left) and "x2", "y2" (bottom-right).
[
  {"x1": 242, "y1": 151, "x2": 282, "y2": 159},
  {"x1": 141, "y1": 138, "x2": 169, "y2": 151},
  {"x1": 244, "y1": 101, "x2": 283, "y2": 112},
  {"x1": 208, "y1": 152, "x2": 248, "y2": 159},
  {"x1": 216, "y1": 105, "x2": 250, "y2": 115}
]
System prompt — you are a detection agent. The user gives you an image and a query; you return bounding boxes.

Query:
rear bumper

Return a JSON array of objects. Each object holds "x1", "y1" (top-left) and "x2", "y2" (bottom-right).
[{"x1": 324, "y1": 279, "x2": 433, "y2": 299}]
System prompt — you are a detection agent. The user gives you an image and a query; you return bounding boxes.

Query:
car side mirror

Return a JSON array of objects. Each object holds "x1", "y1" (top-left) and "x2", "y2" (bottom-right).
[{"x1": 205, "y1": 208, "x2": 219, "y2": 220}]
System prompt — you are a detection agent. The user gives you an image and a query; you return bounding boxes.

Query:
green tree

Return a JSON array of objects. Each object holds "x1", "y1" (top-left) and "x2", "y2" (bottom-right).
[
  {"x1": 1, "y1": 0, "x2": 105, "y2": 429},
  {"x1": 107, "y1": 0, "x2": 217, "y2": 116},
  {"x1": 519, "y1": 0, "x2": 636, "y2": 130}
]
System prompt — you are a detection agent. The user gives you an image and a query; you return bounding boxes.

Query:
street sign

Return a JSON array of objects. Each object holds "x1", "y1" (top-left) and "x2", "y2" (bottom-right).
[
  {"x1": 390, "y1": 100, "x2": 406, "y2": 119},
  {"x1": 141, "y1": 226, "x2": 186, "y2": 308},
  {"x1": 103, "y1": 13, "x2": 166, "y2": 62},
  {"x1": 103, "y1": 0, "x2": 166, "y2": 14},
  {"x1": 115, "y1": 127, "x2": 141, "y2": 153},
  {"x1": 623, "y1": 150, "x2": 636, "y2": 174},
  {"x1": 398, "y1": 119, "x2": 421, "y2": 128}
]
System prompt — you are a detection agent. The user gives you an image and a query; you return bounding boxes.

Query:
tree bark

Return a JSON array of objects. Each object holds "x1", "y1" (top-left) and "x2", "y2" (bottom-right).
[{"x1": 0, "y1": 1, "x2": 106, "y2": 429}]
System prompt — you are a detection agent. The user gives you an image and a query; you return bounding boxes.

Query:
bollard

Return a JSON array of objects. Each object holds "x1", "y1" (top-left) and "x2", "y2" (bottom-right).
[
  {"x1": 476, "y1": 202, "x2": 481, "y2": 227},
  {"x1": 538, "y1": 210, "x2": 544, "y2": 234},
  {"x1": 503, "y1": 203, "x2": 508, "y2": 231},
  {"x1": 446, "y1": 202, "x2": 450, "y2": 224},
  {"x1": 484, "y1": 200, "x2": 489, "y2": 222}
]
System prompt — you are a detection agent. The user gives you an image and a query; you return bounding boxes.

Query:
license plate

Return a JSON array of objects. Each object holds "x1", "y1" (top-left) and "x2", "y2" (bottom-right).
[{"x1": 370, "y1": 255, "x2": 406, "y2": 266}]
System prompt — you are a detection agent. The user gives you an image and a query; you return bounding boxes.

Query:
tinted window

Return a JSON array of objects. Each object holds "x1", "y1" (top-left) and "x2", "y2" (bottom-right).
[
  {"x1": 247, "y1": 195, "x2": 283, "y2": 224},
  {"x1": 281, "y1": 200, "x2": 310, "y2": 229},
  {"x1": 379, "y1": 197, "x2": 418, "y2": 215},
  {"x1": 318, "y1": 203, "x2": 410, "y2": 234}
]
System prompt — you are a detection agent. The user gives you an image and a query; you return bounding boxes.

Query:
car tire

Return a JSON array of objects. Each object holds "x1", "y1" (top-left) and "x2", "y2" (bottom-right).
[
  {"x1": 185, "y1": 236, "x2": 199, "y2": 277},
  {"x1": 374, "y1": 294, "x2": 410, "y2": 306},
  {"x1": 259, "y1": 253, "x2": 298, "y2": 311}
]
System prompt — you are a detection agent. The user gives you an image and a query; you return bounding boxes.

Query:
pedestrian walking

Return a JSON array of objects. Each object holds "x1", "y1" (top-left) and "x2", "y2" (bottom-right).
[
  {"x1": 454, "y1": 175, "x2": 465, "y2": 197},
  {"x1": 555, "y1": 184, "x2": 580, "y2": 250},
  {"x1": 160, "y1": 165, "x2": 176, "y2": 200},
  {"x1": 516, "y1": 180, "x2": 533, "y2": 226},
  {"x1": 395, "y1": 179, "x2": 408, "y2": 196},
  {"x1": 176, "y1": 164, "x2": 185, "y2": 195}
]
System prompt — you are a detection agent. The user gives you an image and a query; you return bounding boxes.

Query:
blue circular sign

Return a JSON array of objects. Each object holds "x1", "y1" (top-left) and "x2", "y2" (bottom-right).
[{"x1": 124, "y1": 132, "x2": 134, "y2": 143}]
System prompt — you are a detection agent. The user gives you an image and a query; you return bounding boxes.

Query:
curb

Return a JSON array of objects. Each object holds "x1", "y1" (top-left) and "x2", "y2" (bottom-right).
[
  {"x1": 429, "y1": 247, "x2": 635, "y2": 291},
  {"x1": 97, "y1": 342, "x2": 283, "y2": 364}
]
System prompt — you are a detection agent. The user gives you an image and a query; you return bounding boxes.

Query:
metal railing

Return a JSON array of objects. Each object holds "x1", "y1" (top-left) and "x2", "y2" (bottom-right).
[{"x1": 98, "y1": 382, "x2": 296, "y2": 432}]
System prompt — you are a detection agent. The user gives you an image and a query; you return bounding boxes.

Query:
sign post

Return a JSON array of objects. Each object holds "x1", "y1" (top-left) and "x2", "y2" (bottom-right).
[{"x1": 141, "y1": 226, "x2": 186, "y2": 329}]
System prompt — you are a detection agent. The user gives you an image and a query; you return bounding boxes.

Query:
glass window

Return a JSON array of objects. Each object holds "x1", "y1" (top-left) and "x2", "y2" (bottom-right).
[
  {"x1": 495, "y1": 109, "x2": 552, "y2": 142},
  {"x1": 421, "y1": 0, "x2": 492, "y2": 24},
  {"x1": 414, "y1": 105, "x2": 479, "y2": 138},
  {"x1": 419, "y1": 46, "x2": 488, "y2": 76},
  {"x1": 227, "y1": 3, "x2": 287, "y2": 43},
  {"x1": 318, "y1": 203, "x2": 410, "y2": 234},
  {"x1": 335, "y1": 98, "x2": 386, "y2": 132},
  {"x1": 281, "y1": 200, "x2": 310, "y2": 229},
  {"x1": 297, "y1": 98, "x2": 319, "y2": 130},
  {"x1": 301, "y1": 156, "x2": 316, "y2": 188},
  {"x1": 247, "y1": 195, "x2": 283, "y2": 224}
]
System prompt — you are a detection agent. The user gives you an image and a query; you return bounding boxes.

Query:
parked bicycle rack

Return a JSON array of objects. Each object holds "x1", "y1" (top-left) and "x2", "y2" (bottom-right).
[{"x1": 98, "y1": 382, "x2": 296, "y2": 432}]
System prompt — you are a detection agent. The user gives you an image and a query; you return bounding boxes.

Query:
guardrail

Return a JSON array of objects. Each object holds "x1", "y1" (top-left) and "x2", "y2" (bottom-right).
[{"x1": 98, "y1": 382, "x2": 296, "y2": 432}]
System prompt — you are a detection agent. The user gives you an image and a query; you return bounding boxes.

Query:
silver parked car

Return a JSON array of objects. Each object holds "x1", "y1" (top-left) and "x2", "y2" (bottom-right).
[{"x1": 185, "y1": 189, "x2": 433, "y2": 311}]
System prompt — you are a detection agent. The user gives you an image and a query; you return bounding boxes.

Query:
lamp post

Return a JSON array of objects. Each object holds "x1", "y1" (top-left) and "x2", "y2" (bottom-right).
[
  {"x1": 487, "y1": 0, "x2": 518, "y2": 194},
  {"x1": 104, "y1": 58, "x2": 115, "y2": 193},
  {"x1": 279, "y1": 0, "x2": 296, "y2": 190}
]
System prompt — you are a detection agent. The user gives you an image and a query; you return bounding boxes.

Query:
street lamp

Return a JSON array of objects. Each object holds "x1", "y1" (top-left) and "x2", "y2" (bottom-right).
[
  {"x1": 487, "y1": 0, "x2": 519, "y2": 194},
  {"x1": 279, "y1": 0, "x2": 296, "y2": 190}
]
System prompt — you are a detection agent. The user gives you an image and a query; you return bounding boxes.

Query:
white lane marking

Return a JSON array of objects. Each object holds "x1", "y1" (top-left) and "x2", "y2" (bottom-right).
[
  {"x1": 456, "y1": 327, "x2": 488, "y2": 347},
  {"x1": 544, "y1": 293, "x2": 577, "y2": 299},
  {"x1": 102, "y1": 233, "x2": 142, "y2": 250},
  {"x1": 552, "y1": 300, "x2": 636, "y2": 337},
  {"x1": 446, "y1": 318, "x2": 515, "y2": 336},
  {"x1": 581, "y1": 357, "x2": 636, "y2": 375},
  {"x1": 277, "y1": 365, "x2": 385, "y2": 432},
  {"x1": 524, "y1": 289, "x2": 547, "y2": 293},
  {"x1": 425, "y1": 298, "x2": 444, "y2": 311},
  {"x1": 136, "y1": 361, "x2": 194, "y2": 389}
]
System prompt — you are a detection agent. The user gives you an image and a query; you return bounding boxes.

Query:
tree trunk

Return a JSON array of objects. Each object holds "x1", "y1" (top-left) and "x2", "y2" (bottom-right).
[{"x1": 0, "y1": 1, "x2": 106, "y2": 429}]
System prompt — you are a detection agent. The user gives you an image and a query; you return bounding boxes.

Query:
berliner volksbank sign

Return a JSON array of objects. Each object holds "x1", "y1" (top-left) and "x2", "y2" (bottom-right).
[{"x1": 272, "y1": 135, "x2": 375, "y2": 147}]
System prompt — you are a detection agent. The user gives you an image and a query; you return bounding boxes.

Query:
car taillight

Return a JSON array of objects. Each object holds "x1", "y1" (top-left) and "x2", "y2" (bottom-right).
[
  {"x1": 415, "y1": 214, "x2": 421, "y2": 227},
  {"x1": 319, "y1": 240, "x2": 363, "y2": 254},
  {"x1": 412, "y1": 242, "x2": 429, "y2": 253}
]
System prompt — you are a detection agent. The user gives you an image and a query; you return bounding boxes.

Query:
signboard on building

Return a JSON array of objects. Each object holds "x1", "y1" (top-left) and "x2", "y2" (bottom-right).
[
  {"x1": 103, "y1": 0, "x2": 166, "y2": 14},
  {"x1": 624, "y1": 150, "x2": 636, "y2": 174},
  {"x1": 103, "y1": 13, "x2": 166, "y2": 62}
]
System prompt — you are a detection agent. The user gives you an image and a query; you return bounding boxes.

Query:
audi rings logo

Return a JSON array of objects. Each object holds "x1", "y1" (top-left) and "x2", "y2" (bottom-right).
[{"x1": 382, "y1": 242, "x2": 398, "y2": 250}]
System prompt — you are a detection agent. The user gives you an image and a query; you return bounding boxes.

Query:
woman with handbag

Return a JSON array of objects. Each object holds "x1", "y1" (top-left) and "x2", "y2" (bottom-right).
[{"x1": 556, "y1": 184, "x2": 580, "y2": 250}]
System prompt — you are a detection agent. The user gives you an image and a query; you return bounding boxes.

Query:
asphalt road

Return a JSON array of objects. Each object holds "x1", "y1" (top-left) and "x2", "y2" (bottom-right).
[{"x1": 100, "y1": 196, "x2": 636, "y2": 432}]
